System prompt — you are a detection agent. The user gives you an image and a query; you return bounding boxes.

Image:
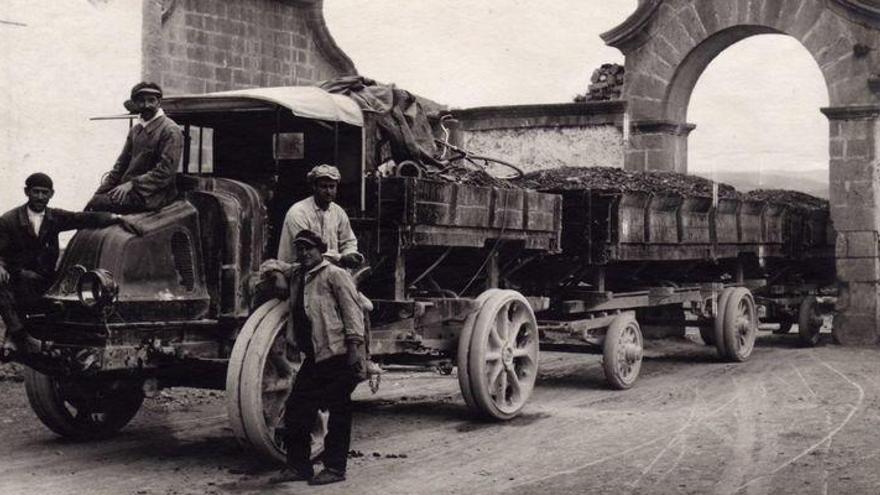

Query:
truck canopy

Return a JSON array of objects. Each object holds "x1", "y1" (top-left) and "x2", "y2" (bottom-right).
[{"x1": 161, "y1": 86, "x2": 364, "y2": 126}]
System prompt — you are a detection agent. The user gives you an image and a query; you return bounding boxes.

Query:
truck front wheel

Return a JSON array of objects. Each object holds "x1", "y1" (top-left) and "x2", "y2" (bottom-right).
[
  {"x1": 24, "y1": 368, "x2": 144, "y2": 440},
  {"x1": 226, "y1": 299, "x2": 326, "y2": 464}
]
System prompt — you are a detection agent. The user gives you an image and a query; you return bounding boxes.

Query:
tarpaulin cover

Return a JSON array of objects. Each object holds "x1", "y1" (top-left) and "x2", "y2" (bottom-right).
[{"x1": 319, "y1": 76, "x2": 439, "y2": 166}]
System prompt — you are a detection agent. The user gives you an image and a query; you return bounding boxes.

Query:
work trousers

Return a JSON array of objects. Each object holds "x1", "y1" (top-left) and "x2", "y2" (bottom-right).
[
  {"x1": 284, "y1": 354, "x2": 357, "y2": 476},
  {"x1": 85, "y1": 192, "x2": 147, "y2": 214},
  {"x1": 0, "y1": 270, "x2": 49, "y2": 337}
]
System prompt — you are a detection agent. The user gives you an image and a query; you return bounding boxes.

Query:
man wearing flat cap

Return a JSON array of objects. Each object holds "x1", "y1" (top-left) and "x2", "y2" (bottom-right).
[
  {"x1": 277, "y1": 164, "x2": 364, "y2": 269},
  {"x1": 0, "y1": 173, "x2": 139, "y2": 357},
  {"x1": 86, "y1": 82, "x2": 183, "y2": 213},
  {"x1": 269, "y1": 229, "x2": 367, "y2": 486}
]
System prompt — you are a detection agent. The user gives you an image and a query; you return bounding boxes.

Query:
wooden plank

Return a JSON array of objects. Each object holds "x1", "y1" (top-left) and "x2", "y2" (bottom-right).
[
  {"x1": 616, "y1": 193, "x2": 649, "y2": 243},
  {"x1": 763, "y1": 204, "x2": 786, "y2": 244},
  {"x1": 739, "y1": 200, "x2": 764, "y2": 243},
  {"x1": 560, "y1": 287, "x2": 704, "y2": 314},
  {"x1": 714, "y1": 198, "x2": 739, "y2": 244},
  {"x1": 647, "y1": 194, "x2": 682, "y2": 243},
  {"x1": 491, "y1": 188, "x2": 525, "y2": 230},
  {"x1": 680, "y1": 196, "x2": 712, "y2": 244},
  {"x1": 409, "y1": 225, "x2": 557, "y2": 250}
]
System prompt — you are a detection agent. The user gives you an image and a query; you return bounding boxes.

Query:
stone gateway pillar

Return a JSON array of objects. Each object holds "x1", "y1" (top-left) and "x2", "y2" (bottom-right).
[
  {"x1": 603, "y1": 0, "x2": 880, "y2": 344},
  {"x1": 824, "y1": 105, "x2": 880, "y2": 345}
]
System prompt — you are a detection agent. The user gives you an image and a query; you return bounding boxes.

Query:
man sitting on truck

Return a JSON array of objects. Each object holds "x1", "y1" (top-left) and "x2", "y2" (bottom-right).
[
  {"x1": 269, "y1": 229, "x2": 367, "y2": 486},
  {"x1": 0, "y1": 173, "x2": 139, "y2": 357},
  {"x1": 86, "y1": 82, "x2": 183, "y2": 214},
  {"x1": 277, "y1": 164, "x2": 364, "y2": 269}
]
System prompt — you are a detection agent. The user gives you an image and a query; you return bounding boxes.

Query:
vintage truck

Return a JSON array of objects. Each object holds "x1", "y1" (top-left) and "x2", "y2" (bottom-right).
[{"x1": 11, "y1": 85, "x2": 835, "y2": 463}]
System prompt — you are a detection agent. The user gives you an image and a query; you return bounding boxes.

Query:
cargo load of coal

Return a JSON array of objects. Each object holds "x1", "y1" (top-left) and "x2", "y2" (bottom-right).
[
  {"x1": 513, "y1": 166, "x2": 739, "y2": 198},
  {"x1": 741, "y1": 189, "x2": 828, "y2": 211},
  {"x1": 431, "y1": 164, "x2": 519, "y2": 189}
]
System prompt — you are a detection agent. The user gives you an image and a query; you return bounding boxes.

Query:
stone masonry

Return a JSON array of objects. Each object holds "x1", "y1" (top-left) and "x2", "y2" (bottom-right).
[
  {"x1": 141, "y1": 0, "x2": 355, "y2": 95},
  {"x1": 603, "y1": 0, "x2": 880, "y2": 344}
]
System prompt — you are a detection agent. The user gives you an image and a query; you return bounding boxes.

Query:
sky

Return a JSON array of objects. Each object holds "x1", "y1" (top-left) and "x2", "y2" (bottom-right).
[
  {"x1": 0, "y1": 1, "x2": 831, "y2": 213},
  {"x1": 323, "y1": 0, "x2": 830, "y2": 180},
  {"x1": 0, "y1": 0, "x2": 141, "y2": 211}
]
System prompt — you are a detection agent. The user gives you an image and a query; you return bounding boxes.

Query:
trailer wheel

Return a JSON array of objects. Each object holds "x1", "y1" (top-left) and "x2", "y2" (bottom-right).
[
  {"x1": 798, "y1": 296, "x2": 822, "y2": 347},
  {"x1": 602, "y1": 313, "x2": 643, "y2": 390},
  {"x1": 721, "y1": 288, "x2": 758, "y2": 362},
  {"x1": 24, "y1": 369, "x2": 143, "y2": 440},
  {"x1": 713, "y1": 287, "x2": 735, "y2": 359},
  {"x1": 456, "y1": 289, "x2": 503, "y2": 411},
  {"x1": 459, "y1": 290, "x2": 539, "y2": 420},
  {"x1": 226, "y1": 299, "x2": 324, "y2": 463}
]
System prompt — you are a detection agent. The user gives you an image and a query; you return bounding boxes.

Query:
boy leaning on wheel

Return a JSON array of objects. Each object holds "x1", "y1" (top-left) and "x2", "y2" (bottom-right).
[{"x1": 266, "y1": 229, "x2": 367, "y2": 486}]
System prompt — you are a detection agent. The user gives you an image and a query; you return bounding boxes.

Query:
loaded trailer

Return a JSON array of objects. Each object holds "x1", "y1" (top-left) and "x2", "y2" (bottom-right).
[
  {"x1": 509, "y1": 188, "x2": 836, "y2": 389},
  {"x1": 7, "y1": 85, "x2": 835, "y2": 465}
]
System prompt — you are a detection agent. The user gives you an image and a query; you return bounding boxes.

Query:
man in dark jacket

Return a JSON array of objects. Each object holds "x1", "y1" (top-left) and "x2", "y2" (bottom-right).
[
  {"x1": 0, "y1": 173, "x2": 138, "y2": 357},
  {"x1": 86, "y1": 82, "x2": 183, "y2": 213}
]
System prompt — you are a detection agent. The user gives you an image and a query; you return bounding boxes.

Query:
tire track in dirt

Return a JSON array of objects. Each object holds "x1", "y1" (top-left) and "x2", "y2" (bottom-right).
[{"x1": 734, "y1": 351, "x2": 866, "y2": 493}]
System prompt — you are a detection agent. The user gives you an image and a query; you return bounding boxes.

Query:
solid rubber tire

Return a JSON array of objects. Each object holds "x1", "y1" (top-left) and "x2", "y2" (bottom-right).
[{"x1": 602, "y1": 313, "x2": 643, "y2": 390}]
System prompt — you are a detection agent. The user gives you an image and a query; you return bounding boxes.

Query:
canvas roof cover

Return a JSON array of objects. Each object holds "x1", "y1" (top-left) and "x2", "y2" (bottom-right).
[{"x1": 159, "y1": 86, "x2": 364, "y2": 127}]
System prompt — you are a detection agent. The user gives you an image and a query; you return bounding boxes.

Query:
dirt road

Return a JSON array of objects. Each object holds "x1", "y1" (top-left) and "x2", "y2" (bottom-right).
[{"x1": 1, "y1": 330, "x2": 878, "y2": 494}]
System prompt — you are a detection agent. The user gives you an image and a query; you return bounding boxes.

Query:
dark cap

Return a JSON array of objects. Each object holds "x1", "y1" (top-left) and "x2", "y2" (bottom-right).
[
  {"x1": 293, "y1": 230, "x2": 327, "y2": 253},
  {"x1": 130, "y1": 81, "x2": 163, "y2": 100},
  {"x1": 25, "y1": 172, "x2": 53, "y2": 190}
]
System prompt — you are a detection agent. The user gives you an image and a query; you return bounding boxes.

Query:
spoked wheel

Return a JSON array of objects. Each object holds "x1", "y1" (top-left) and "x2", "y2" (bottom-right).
[
  {"x1": 602, "y1": 313, "x2": 643, "y2": 390},
  {"x1": 24, "y1": 369, "x2": 144, "y2": 440},
  {"x1": 226, "y1": 299, "x2": 323, "y2": 463},
  {"x1": 721, "y1": 288, "x2": 758, "y2": 362},
  {"x1": 798, "y1": 296, "x2": 822, "y2": 347},
  {"x1": 458, "y1": 290, "x2": 539, "y2": 420}
]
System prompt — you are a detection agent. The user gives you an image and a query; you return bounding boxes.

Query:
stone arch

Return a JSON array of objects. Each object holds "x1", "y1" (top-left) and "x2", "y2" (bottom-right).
[
  {"x1": 603, "y1": 0, "x2": 880, "y2": 344},
  {"x1": 664, "y1": 25, "x2": 831, "y2": 123}
]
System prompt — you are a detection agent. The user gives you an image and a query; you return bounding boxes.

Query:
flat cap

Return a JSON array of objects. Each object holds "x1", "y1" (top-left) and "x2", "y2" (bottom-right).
[
  {"x1": 306, "y1": 164, "x2": 341, "y2": 183},
  {"x1": 25, "y1": 172, "x2": 53, "y2": 190},
  {"x1": 130, "y1": 81, "x2": 163, "y2": 99},
  {"x1": 293, "y1": 229, "x2": 327, "y2": 253}
]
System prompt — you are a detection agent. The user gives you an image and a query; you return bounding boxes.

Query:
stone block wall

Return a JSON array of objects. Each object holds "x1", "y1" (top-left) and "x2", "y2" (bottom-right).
[
  {"x1": 826, "y1": 106, "x2": 880, "y2": 345},
  {"x1": 451, "y1": 101, "x2": 627, "y2": 174},
  {"x1": 142, "y1": 0, "x2": 356, "y2": 95}
]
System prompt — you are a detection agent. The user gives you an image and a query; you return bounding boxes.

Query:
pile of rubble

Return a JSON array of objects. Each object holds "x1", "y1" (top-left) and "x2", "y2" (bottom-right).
[{"x1": 574, "y1": 64, "x2": 625, "y2": 102}]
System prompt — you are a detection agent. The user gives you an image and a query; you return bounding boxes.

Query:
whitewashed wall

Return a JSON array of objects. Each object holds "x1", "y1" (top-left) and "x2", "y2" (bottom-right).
[{"x1": 0, "y1": 1, "x2": 142, "y2": 213}]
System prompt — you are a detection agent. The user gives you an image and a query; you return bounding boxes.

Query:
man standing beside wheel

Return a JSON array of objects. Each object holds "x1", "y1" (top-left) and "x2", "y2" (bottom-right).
[{"x1": 270, "y1": 229, "x2": 367, "y2": 486}]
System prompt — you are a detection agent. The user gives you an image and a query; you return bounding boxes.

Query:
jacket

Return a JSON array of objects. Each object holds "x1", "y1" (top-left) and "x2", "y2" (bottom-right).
[
  {"x1": 286, "y1": 260, "x2": 365, "y2": 363},
  {"x1": 0, "y1": 204, "x2": 117, "y2": 278},
  {"x1": 96, "y1": 112, "x2": 183, "y2": 210}
]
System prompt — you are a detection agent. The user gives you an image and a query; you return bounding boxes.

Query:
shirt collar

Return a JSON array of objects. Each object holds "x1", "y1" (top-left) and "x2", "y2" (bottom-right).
[
  {"x1": 310, "y1": 196, "x2": 334, "y2": 212},
  {"x1": 18, "y1": 204, "x2": 49, "y2": 226},
  {"x1": 136, "y1": 108, "x2": 165, "y2": 128},
  {"x1": 305, "y1": 259, "x2": 331, "y2": 277},
  {"x1": 26, "y1": 206, "x2": 45, "y2": 218}
]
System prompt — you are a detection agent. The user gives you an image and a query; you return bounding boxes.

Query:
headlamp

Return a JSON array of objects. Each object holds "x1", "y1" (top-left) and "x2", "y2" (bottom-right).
[{"x1": 77, "y1": 269, "x2": 118, "y2": 310}]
